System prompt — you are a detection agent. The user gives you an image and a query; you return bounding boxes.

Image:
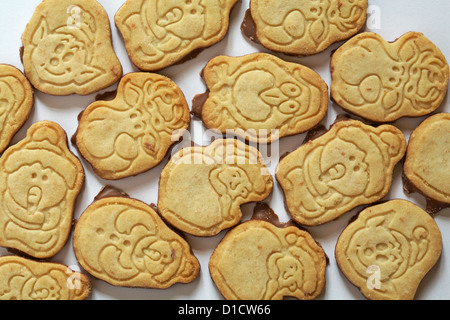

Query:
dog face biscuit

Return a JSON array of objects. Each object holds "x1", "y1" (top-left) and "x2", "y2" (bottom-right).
[
  {"x1": 335, "y1": 200, "x2": 442, "y2": 300},
  {"x1": 0, "y1": 121, "x2": 84, "y2": 259},
  {"x1": 331, "y1": 32, "x2": 449, "y2": 122},
  {"x1": 21, "y1": 0, "x2": 122, "y2": 96},
  {"x1": 276, "y1": 118, "x2": 406, "y2": 226},
  {"x1": 74, "y1": 72, "x2": 190, "y2": 180}
]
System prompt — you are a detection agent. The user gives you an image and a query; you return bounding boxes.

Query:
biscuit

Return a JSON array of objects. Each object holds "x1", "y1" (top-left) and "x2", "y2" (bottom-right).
[
  {"x1": 0, "y1": 121, "x2": 84, "y2": 259},
  {"x1": 0, "y1": 65, "x2": 34, "y2": 154},
  {"x1": 74, "y1": 72, "x2": 190, "y2": 180},
  {"x1": 158, "y1": 139, "x2": 273, "y2": 237},
  {"x1": 73, "y1": 186, "x2": 200, "y2": 289},
  {"x1": 0, "y1": 255, "x2": 91, "y2": 300},
  {"x1": 331, "y1": 32, "x2": 449, "y2": 123},
  {"x1": 193, "y1": 53, "x2": 328, "y2": 143},
  {"x1": 242, "y1": 0, "x2": 368, "y2": 56},
  {"x1": 335, "y1": 199, "x2": 442, "y2": 300},
  {"x1": 209, "y1": 203, "x2": 327, "y2": 300},
  {"x1": 276, "y1": 117, "x2": 406, "y2": 226},
  {"x1": 21, "y1": 0, "x2": 122, "y2": 96},
  {"x1": 115, "y1": 0, "x2": 238, "y2": 71}
]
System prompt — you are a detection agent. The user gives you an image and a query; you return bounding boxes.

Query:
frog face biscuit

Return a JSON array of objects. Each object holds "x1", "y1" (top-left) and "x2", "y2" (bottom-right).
[
  {"x1": 21, "y1": 0, "x2": 122, "y2": 96},
  {"x1": 276, "y1": 118, "x2": 406, "y2": 226},
  {"x1": 331, "y1": 32, "x2": 449, "y2": 122},
  {"x1": 158, "y1": 139, "x2": 273, "y2": 236},
  {"x1": 74, "y1": 72, "x2": 190, "y2": 180},
  {"x1": 335, "y1": 200, "x2": 442, "y2": 300},
  {"x1": 195, "y1": 53, "x2": 328, "y2": 143},
  {"x1": 115, "y1": 0, "x2": 238, "y2": 71},
  {"x1": 0, "y1": 121, "x2": 84, "y2": 259}
]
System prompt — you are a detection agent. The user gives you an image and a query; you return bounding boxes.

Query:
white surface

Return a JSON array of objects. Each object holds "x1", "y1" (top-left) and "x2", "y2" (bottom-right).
[{"x1": 0, "y1": 0, "x2": 449, "y2": 300}]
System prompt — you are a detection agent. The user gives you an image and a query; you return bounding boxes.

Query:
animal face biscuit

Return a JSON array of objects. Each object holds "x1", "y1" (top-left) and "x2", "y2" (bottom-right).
[
  {"x1": 0, "y1": 121, "x2": 84, "y2": 259},
  {"x1": 276, "y1": 118, "x2": 406, "y2": 226},
  {"x1": 335, "y1": 200, "x2": 442, "y2": 300},
  {"x1": 331, "y1": 32, "x2": 449, "y2": 122},
  {"x1": 74, "y1": 72, "x2": 190, "y2": 180}
]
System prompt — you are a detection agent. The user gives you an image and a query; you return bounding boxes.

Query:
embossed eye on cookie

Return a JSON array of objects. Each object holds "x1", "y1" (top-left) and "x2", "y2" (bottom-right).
[
  {"x1": 0, "y1": 121, "x2": 84, "y2": 259},
  {"x1": 192, "y1": 53, "x2": 328, "y2": 144},
  {"x1": 335, "y1": 200, "x2": 442, "y2": 300},
  {"x1": 21, "y1": 0, "x2": 123, "y2": 96},
  {"x1": 331, "y1": 32, "x2": 449, "y2": 123}
]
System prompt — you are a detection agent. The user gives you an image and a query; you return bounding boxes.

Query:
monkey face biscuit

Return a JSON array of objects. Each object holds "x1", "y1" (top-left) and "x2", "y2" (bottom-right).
[
  {"x1": 194, "y1": 53, "x2": 328, "y2": 143},
  {"x1": 73, "y1": 186, "x2": 200, "y2": 289},
  {"x1": 331, "y1": 32, "x2": 449, "y2": 122},
  {"x1": 115, "y1": 0, "x2": 238, "y2": 71},
  {"x1": 158, "y1": 139, "x2": 273, "y2": 237},
  {"x1": 335, "y1": 200, "x2": 442, "y2": 300},
  {"x1": 276, "y1": 117, "x2": 406, "y2": 226},
  {"x1": 21, "y1": 0, "x2": 122, "y2": 96},
  {"x1": 74, "y1": 72, "x2": 190, "y2": 180},
  {"x1": 0, "y1": 121, "x2": 84, "y2": 259}
]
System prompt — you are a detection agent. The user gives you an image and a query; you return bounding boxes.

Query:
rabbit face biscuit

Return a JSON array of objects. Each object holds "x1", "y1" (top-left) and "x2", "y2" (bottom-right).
[
  {"x1": 0, "y1": 121, "x2": 84, "y2": 259},
  {"x1": 21, "y1": 0, "x2": 122, "y2": 96},
  {"x1": 331, "y1": 32, "x2": 449, "y2": 123},
  {"x1": 276, "y1": 118, "x2": 406, "y2": 226},
  {"x1": 0, "y1": 255, "x2": 91, "y2": 300},
  {"x1": 115, "y1": 0, "x2": 238, "y2": 71},
  {"x1": 74, "y1": 72, "x2": 190, "y2": 180},
  {"x1": 158, "y1": 139, "x2": 273, "y2": 237},
  {"x1": 335, "y1": 200, "x2": 442, "y2": 300},
  {"x1": 73, "y1": 186, "x2": 200, "y2": 289},
  {"x1": 194, "y1": 53, "x2": 328, "y2": 143}
]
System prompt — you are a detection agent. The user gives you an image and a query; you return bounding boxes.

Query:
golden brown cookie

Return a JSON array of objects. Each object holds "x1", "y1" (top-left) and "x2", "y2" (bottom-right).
[
  {"x1": 0, "y1": 121, "x2": 84, "y2": 259},
  {"x1": 73, "y1": 186, "x2": 200, "y2": 289},
  {"x1": 74, "y1": 72, "x2": 190, "y2": 180},
  {"x1": 335, "y1": 199, "x2": 442, "y2": 300},
  {"x1": 21, "y1": 0, "x2": 122, "y2": 96},
  {"x1": 331, "y1": 32, "x2": 449, "y2": 123}
]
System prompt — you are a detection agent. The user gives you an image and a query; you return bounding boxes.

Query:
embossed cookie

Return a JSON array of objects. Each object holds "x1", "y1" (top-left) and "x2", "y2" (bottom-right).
[
  {"x1": 115, "y1": 0, "x2": 238, "y2": 71},
  {"x1": 209, "y1": 203, "x2": 327, "y2": 300},
  {"x1": 242, "y1": 0, "x2": 368, "y2": 56},
  {"x1": 73, "y1": 186, "x2": 200, "y2": 289},
  {"x1": 276, "y1": 117, "x2": 406, "y2": 226},
  {"x1": 193, "y1": 53, "x2": 328, "y2": 143},
  {"x1": 335, "y1": 200, "x2": 442, "y2": 300},
  {"x1": 331, "y1": 32, "x2": 449, "y2": 122},
  {"x1": 74, "y1": 72, "x2": 190, "y2": 180},
  {"x1": 0, "y1": 121, "x2": 84, "y2": 259},
  {"x1": 21, "y1": 0, "x2": 122, "y2": 96},
  {"x1": 0, "y1": 255, "x2": 91, "y2": 300},
  {"x1": 158, "y1": 139, "x2": 273, "y2": 236}
]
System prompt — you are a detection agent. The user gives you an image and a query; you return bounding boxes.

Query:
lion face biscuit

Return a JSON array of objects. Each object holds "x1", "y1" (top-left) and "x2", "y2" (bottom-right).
[
  {"x1": 335, "y1": 200, "x2": 442, "y2": 300},
  {"x1": 74, "y1": 72, "x2": 190, "y2": 180},
  {"x1": 115, "y1": 0, "x2": 238, "y2": 71},
  {"x1": 194, "y1": 53, "x2": 328, "y2": 143},
  {"x1": 276, "y1": 118, "x2": 406, "y2": 226},
  {"x1": 158, "y1": 139, "x2": 273, "y2": 237},
  {"x1": 0, "y1": 121, "x2": 84, "y2": 259},
  {"x1": 21, "y1": 0, "x2": 122, "y2": 96},
  {"x1": 331, "y1": 32, "x2": 449, "y2": 123},
  {"x1": 73, "y1": 186, "x2": 200, "y2": 289}
]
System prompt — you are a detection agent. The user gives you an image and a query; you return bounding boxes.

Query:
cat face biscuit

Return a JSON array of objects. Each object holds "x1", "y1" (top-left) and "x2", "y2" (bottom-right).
[
  {"x1": 74, "y1": 72, "x2": 190, "y2": 180},
  {"x1": 335, "y1": 200, "x2": 442, "y2": 300}
]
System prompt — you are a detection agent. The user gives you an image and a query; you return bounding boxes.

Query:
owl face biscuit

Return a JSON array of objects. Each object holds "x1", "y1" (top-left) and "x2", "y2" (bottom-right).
[
  {"x1": 335, "y1": 200, "x2": 442, "y2": 300},
  {"x1": 74, "y1": 72, "x2": 190, "y2": 180},
  {"x1": 331, "y1": 32, "x2": 449, "y2": 123},
  {"x1": 276, "y1": 118, "x2": 406, "y2": 226},
  {"x1": 0, "y1": 121, "x2": 84, "y2": 259},
  {"x1": 115, "y1": 0, "x2": 238, "y2": 71},
  {"x1": 158, "y1": 139, "x2": 273, "y2": 237},
  {"x1": 21, "y1": 0, "x2": 122, "y2": 96}
]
